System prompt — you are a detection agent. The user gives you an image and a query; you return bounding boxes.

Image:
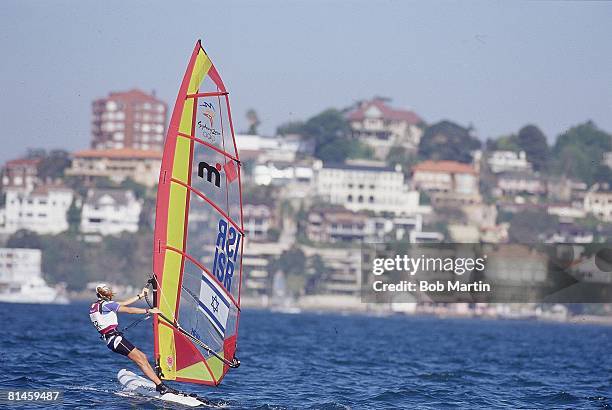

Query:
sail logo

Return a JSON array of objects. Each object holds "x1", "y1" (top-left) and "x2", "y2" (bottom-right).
[
  {"x1": 212, "y1": 219, "x2": 242, "y2": 292},
  {"x1": 198, "y1": 160, "x2": 238, "y2": 187},
  {"x1": 199, "y1": 102, "x2": 215, "y2": 125},
  {"x1": 198, "y1": 161, "x2": 221, "y2": 187}
]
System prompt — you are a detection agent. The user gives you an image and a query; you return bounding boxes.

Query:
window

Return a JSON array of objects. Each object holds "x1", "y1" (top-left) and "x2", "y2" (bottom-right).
[
  {"x1": 347, "y1": 195, "x2": 353, "y2": 202},
  {"x1": 369, "y1": 196, "x2": 374, "y2": 203}
]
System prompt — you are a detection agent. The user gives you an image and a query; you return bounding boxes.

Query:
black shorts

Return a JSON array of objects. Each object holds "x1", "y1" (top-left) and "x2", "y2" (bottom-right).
[{"x1": 104, "y1": 332, "x2": 136, "y2": 357}]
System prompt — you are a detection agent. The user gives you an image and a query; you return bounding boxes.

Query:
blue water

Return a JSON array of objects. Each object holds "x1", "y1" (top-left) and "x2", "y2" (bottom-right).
[{"x1": 0, "y1": 303, "x2": 611, "y2": 409}]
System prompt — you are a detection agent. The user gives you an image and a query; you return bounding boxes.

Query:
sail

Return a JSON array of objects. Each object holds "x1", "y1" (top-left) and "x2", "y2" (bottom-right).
[{"x1": 152, "y1": 40, "x2": 243, "y2": 386}]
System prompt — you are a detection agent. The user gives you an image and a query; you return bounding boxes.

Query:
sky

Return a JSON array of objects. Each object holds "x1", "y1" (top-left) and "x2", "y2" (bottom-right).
[{"x1": 0, "y1": 0, "x2": 611, "y2": 163}]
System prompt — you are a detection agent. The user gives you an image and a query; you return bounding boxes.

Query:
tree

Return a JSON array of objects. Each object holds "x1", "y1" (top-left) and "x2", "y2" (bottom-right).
[
  {"x1": 276, "y1": 121, "x2": 305, "y2": 136},
  {"x1": 67, "y1": 198, "x2": 81, "y2": 232},
  {"x1": 268, "y1": 247, "x2": 306, "y2": 277},
  {"x1": 37, "y1": 149, "x2": 71, "y2": 181},
  {"x1": 551, "y1": 121, "x2": 612, "y2": 185},
  {"x1": 490, "y1": 134, "x2": 520, "y2": 152},
  {"x1": 517, "y1": 125, "x2": 549, "y2": 171},
  {"x1": 507, "y1": 210, "x2": 559, "y2": 243},
  {"x1": 7, "y1": 229, "x2": 42, "y2": 249},
  {"x1": 386, "y1": 145, "x2": 417, "y2": 173},
  {"x1": 246, "y1": 109, "x2": 260, "y2": 134},
  {"x1": 418, "y1": 120, "x2": 481, "y2": 163}
]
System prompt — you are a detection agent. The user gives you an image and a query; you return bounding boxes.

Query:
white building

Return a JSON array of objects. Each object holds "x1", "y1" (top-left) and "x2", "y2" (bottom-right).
[
  {"x1": 235, "y1": 134, "x2": 310, "y2": 162},
  {"x1": 584, "y1": 184, "x2": 612, "y2": 222},
  {"x1": 80, "y1": 189, "x2": 142, "y2": 236},
  {"x1": 487, "y1": 150, "x2": 532, "y2": 173},
  {"x1": 0, "y1": 186, "x2": 73, "y2": 235},
  {"x1": 243, "y1": 203, "x2": 275, "y2": 241},
  {"x1": 253, "y1": 162, "x2": 314, "y2": 186},
  {"x1": 0, "y1": 248, "x2": 42, "y2": 283},
  {"x1": 313, "y1": 159, "x2": 424, "y2": 215},
  {"x1": 495, "y1": 171, "x2": 546, "y2": 197}
]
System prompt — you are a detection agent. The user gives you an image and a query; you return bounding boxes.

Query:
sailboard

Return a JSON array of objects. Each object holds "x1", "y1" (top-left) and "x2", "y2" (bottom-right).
[
  {"x1": 148, "y1": 40, "x2": 244, "y2": 388},
  {"x1": 117, "y1": 369, "x2": 208, "y2": 407}
]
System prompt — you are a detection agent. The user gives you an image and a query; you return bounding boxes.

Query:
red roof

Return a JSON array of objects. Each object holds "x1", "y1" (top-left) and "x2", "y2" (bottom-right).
[
  {"x1": 347, "y1": 98, "x2": 422, "y2": 125},
  {"x1": 102, "y1": 89, "x2": 161, "y2": 103},
  {"x1": 5, "y1": 158, "x2": 41, "y2": 168},
  {"x1": 413, "y1": 160, "x2": 477, "y2": 175},
  {"x1": 73, "y1": 148, "x2": 162, "y2": 159}
]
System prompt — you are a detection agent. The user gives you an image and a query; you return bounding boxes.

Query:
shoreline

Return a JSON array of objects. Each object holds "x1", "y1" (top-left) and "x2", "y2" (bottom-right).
[{"x1": 59, "y1": 292, "x2": 612, "y2": 326}]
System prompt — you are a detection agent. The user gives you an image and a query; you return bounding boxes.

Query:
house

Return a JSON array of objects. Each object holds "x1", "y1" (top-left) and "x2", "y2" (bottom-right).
[
  {"x1": 487, "y1": 150, "x2": 532, "y2": 173},
  {"x1": 243, "y1": 203, "x2": 276, "y2": 241},
  {"x1": 412, "y1": 160, "x2": 481, "y2": 207},
  {"x1": 253, "y1": 162, "x2": 314, "y2": 187},
  {"x1": 66, "y1": 148, "x2": 162, "y2": 187},
  {"x1": 306, "y1": 206, "x2": 370, "y2": 243},
  {"x1": 235, "y1": 134, "x2": 311, "y2": 162},
  {"x1": 346, "y1": 98, "x2": 423, "y2": 158},
  {"x1": 584, "y1": 183, "x2": 612, "y2": 222},
  {"x1": 1, "y1": 158, "x2": 40, "y2": 191},
  {"x1": 544, "y1": 223, "x2": 593, "y2": 244},
  {"x1": 0, "y1": 185, "x2": 73, "y2": 235},
  {"x1": 80, "y1": 189, "x2": 142, "y2": 236},
  {"x1": 494, "y1": 171, "x2": 546, "y2": 197},
  {"x1": 314, "y1": 159, "x2": 424, "y2": 215},
  {"x1": 306, "y1": 206, "x2": 439, "y2": 244}
]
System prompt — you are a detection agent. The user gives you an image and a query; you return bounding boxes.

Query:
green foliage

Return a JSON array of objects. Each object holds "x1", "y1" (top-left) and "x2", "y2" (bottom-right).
[
  {"x1": 418, "y1": 120, "x2": 481, "y2": 163},
  {"x1": 301, "y1": 109, "x2": 350, "y2": 144},
  {"x1": 7, "y1": 229, "x2": 43, "y2": 249},
  {"x1": 5, "y1": 229, "x2": 153, "y2": 290},
  {"x1": 36, "y1": 149, "x2": 71, "y2": 180},
  {"x1": 120, "y1": 178, "x2": 148, "y2": 199},
  {"x1": 486, "y1": 134, "x2": 520, "y2": 152},
  {"x1": 507, "y1": 210, "x2": 559, "y2": 243},
  {"x1": 550, "y1": 121, "x2": 612, "y2": 185},
  {"x1": 246, "y1": 109, "x2": 260, "y2": 135},
  {"x1": 386, "y1": 145, "x2": 417, "y2": 173},
  {"x1": 276, "y1": 121, "x2": 305, "y2": 136},
  {"x1": 243, "y1": 184, "x2": 276, "y2": 206},
  {"x1": 517, "y1": 125, "x2": 549, "y2": 171},
  {"x1": 67, "y1": 199, "x2": 81, "y2": 232},
  {"x1": 268, "y1": 246, "x2": 306, "y2": 277},
  {"x1": 347, "y1": 140, "x2": 375, "y2": 160}
]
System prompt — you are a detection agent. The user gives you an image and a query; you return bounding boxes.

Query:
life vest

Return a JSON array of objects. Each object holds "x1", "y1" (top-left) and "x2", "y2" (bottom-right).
[{"x1": 89, "y1": 300, "x2": 118, "y2": 334}]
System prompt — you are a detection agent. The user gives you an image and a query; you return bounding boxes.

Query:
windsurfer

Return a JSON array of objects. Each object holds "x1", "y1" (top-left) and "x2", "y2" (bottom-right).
[{"x1": 89, "y1": 283, "x2": 178, "y2": 395}]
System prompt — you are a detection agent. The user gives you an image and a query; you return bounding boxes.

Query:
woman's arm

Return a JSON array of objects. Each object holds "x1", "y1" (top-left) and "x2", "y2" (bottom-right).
[
  {"x1": 117, "y1": 287, "x2": 149, "y2": 307},
  {"x1": 118, "y1": 306, "x2": 161, "y2": 314}
]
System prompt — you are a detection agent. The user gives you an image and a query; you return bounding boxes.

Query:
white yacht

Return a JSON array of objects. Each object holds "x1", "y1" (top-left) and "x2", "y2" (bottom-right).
[{"x1": 0, "y1": 248, "x2": 69, "y2": 304}]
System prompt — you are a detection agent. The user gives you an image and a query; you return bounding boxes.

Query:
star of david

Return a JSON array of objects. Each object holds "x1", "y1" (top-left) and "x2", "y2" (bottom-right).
[{"x1": 211, "y1": 295, "x2": 220, "y2": 313}]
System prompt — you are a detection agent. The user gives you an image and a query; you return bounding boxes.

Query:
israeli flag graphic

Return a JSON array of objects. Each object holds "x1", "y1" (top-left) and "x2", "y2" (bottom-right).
[{"x1": 198, "y1": 273, "x2": 231, "y2": 337}]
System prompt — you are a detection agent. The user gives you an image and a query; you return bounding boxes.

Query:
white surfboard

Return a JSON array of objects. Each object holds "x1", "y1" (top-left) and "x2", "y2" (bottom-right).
[{"x1": 117, "y1": 369, "x2": 208, "y2": 407}]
